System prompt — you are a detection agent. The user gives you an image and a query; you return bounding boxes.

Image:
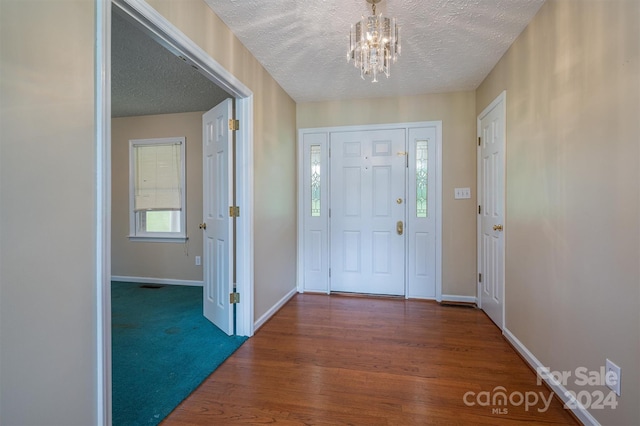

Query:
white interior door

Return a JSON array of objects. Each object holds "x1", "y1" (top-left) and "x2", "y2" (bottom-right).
[
  {"x1": 478, "y1": 92, "x2": 506, "y2": 329},
  {"x1": 330, "y1": 129, "x2": 406, "y2": 295},
  {"x1": 202, "y1": 98, "x2": 234, "y2": 335}
]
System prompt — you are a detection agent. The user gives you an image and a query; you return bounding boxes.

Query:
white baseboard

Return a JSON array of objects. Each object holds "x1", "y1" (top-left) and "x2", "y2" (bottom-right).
[
  {"x1": 441, "y1": 294, "x2": 477, "y2": 304},
  {"x1": 253, "y1": 287, "x2": 297, "y2": 331},
  {"x1": 111, "y1": 275, "x2": 203, "y2": 287},
  {"x1": 503, "y1": 327, "x2": 600, "y2": 426}
]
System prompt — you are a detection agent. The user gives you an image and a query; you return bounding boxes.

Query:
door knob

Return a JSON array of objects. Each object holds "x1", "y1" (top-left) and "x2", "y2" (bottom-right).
[
  {"x1": 397, "y1": 221, "x2": 404, "y2": 235},
  {"x1": 199, "y1": 223, "x2": 207, "y2": 230},
  {"x1": 493, "y1": 224, "x2": 503, "y2": 231}
]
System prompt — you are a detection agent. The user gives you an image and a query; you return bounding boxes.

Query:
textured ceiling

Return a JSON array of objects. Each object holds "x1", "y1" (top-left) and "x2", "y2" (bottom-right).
[
  {"x1": 204, "y1": 0, "x2": 545, "y2": 103},
  {"x1": 112, "y1": 0, "x2": 545, "y2": 115},
  {"x1": 111, "y1": 10, "x2": 231, "y2": 118}
]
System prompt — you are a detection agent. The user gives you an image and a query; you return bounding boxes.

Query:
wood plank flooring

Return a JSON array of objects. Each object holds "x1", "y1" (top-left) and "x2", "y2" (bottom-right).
[{"x1": 162, "y1": 294, "x2": 578, "y2": 425}]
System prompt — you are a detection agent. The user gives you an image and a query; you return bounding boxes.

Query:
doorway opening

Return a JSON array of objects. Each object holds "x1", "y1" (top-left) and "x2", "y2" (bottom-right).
[{"x1": 97, "y1": 0, "x2": 255, "y2": 423}]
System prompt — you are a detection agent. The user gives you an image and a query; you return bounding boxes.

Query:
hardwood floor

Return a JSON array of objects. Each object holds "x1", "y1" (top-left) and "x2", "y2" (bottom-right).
[{"x1": 162, "y1": 294, "x2": 578, "y2": 425}]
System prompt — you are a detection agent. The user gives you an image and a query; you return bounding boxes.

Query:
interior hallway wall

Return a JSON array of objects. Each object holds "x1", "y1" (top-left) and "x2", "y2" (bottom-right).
[
  {"x1": 0, "y1": 0, "x2": 98, "y2": 424},
  {"x1": 476, "y1": 1, "x2": 640, "y2": 424}
]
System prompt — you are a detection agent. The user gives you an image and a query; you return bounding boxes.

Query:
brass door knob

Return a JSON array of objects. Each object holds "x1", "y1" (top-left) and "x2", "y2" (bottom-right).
[
  {"x1": 199, "y1": 223, "x2": 207, "y2": 230},
  {"x1": 397, "y1": 221, "x2": 404, "y2": 235},
  {"x1": 493, "y1": 224, "x2": 503, "y2": 231}
]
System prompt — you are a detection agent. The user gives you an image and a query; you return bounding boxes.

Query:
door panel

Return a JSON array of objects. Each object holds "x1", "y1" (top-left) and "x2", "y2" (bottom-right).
[
  {"x1": 300, "y1": 133, "x2": 329, "y2": 293},
  {"x1": 478, "y1": 94, "x2": 506, "y2": 328},
  {"x1": 202, "y1": 99, "x2": 234, "y2": 335},
  {"x1": 330, "y1": 129, "x2": 406, "y2": 295}
]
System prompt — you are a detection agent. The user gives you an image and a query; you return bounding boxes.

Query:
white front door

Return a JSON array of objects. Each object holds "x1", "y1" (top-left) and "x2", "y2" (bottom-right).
[
  {"x1": 330, "y1": 129, "x2": 406, "y2": 295},
  {"x1": 478, "y1": 92, "x2": 506, "y2": 329},
  {"x1": 202, "y1": 99, "x2": 234, "y2": 335}
]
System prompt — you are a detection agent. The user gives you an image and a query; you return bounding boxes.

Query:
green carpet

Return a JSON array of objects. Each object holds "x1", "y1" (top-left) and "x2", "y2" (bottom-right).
[{"x1": 111, "y1": 281, "x2": 247, "y2": 426}]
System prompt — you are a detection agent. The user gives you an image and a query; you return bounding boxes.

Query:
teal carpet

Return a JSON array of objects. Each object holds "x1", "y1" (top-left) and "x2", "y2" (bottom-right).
[{"x1": 111, "y1": 281, "x2": 247, "y2": 425}]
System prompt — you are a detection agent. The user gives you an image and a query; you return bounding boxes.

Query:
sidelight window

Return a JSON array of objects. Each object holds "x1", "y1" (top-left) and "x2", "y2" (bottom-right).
[{"x1": 416, "y1": 140, "x2": 428, "y2": 218}]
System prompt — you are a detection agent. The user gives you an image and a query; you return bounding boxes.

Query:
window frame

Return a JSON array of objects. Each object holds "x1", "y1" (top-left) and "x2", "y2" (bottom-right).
[{"x1": 128, "y1": 137, "x2": 187, "y2": 243}]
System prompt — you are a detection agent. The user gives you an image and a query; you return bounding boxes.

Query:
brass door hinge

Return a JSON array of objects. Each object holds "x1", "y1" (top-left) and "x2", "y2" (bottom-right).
[
  {"x1": 230, "y1": 292, "x2": 240, "y2": 304},
  {"x1": 478, "y1": 136, "x2": 481, "y2": 146},
  {"x1": 229, "y1": 206, "x2": 240, "y2": 217},
  {"x1": 229, "y1": 119, "x2": 239, "y2": 131},
  {"x1": 479, "y1": 273, "x2": 482, "y2": 283},
  {"x1": 478, "y1": 205, "x2": 482, "y2": 214}
]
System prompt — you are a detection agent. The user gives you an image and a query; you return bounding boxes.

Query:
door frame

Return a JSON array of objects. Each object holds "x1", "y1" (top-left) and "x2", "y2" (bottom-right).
[
  {"x1": 476, "y1": 90, "x2": 507, "y2": 329},
  {"x1": 96, "y1": 0, "x2": 255, "y2": 423},
  {"x1": 296, "y1": 121, "x2": 442, "y2": 301}
]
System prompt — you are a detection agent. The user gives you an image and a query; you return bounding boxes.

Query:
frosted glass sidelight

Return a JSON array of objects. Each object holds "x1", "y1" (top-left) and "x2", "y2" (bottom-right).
[
  {"x1": 311, "y1": 145, "x2": 321, "y2": 217},
  {"x1": 416, "y1": 140, "x2": 428, "y2": 218}
]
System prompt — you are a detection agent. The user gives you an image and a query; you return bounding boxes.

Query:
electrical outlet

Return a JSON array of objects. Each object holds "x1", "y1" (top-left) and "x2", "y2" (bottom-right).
[
  {"x1": 605, "y1": 359, "x2": 621, "y2": 396},
  {"x1": 195, "y1": 256, "x2": 201, "y2": 266}
]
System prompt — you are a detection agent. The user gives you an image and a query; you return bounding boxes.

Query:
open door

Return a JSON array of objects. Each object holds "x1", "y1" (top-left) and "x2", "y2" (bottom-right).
[{"x1": 202, "y1": 98, "x2": 235, "y2": 335}]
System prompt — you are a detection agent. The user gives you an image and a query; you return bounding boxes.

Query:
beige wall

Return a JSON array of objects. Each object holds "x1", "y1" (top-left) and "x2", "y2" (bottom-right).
[
  {"x1": 145, "y1": 0, "x2": 298, "y2": 321},
  {"x1": 0, "y1": 0, "x2": 97, "y2": 424},
  {"x1": 112, "y1": 112, "x2": 205, "y2": 282},
  {"x1": 4, "y1": 0, "x2": 636, "y2": 424},
  {"x1": 476, "y1": 1, "x2": 640, "y2": 424},
  {"x1": 297, "y1": 92, "x2": 478, "y2": 297},
  {"x1": 1, "y1": 0, "x2": 297, "y2": 422}
]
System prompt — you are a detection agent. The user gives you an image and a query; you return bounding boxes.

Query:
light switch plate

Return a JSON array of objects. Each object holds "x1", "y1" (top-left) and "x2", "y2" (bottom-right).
[{"x1": 454, "y1": 187, "x2": 471, "y2": 199}]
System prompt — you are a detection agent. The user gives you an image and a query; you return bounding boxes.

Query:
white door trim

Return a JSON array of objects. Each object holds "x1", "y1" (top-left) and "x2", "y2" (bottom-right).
[
  {"x1": 95, "y1": 2, "x2": 111, "y2": 424},
  {"x1": 297, "y1": 121, "x2": 442, "y2": 301},
  {"x1": 477, "y1": 90, "x2": 507, "y2": 329},
  {"x1": 97, "y1": 0, "x2": 255, "y2": 423}
]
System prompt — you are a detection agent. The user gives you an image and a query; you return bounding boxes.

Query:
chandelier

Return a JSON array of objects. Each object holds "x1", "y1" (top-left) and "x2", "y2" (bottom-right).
[{"x1": 348, "y1": 0, "x2": 401, "y2": 82}]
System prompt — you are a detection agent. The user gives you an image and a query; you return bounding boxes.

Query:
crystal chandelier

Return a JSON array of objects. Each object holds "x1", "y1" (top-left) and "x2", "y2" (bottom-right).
[{"x1": 348, "y1": 0, "x2": 401, "y2": 82}]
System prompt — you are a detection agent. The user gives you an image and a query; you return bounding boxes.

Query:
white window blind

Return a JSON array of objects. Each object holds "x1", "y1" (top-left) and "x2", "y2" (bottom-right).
[
  {"x1": 133, "y1": 142, "x2": 182, "y2": 212},
  {"x1": 129, "y1": 137, "x2": 187, "y2": 242}
]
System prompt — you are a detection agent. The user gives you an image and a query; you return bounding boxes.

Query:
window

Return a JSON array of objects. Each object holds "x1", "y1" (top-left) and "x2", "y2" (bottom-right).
[
  {"x1": 310, "y1": 144, "x2": 321, "y2": 217},
  {"x1": 129, "y1": 137, "x2": 186, "y2": 242},
  {"x1": 416, "y1": 139, "x2": 428, "y2": 218}
]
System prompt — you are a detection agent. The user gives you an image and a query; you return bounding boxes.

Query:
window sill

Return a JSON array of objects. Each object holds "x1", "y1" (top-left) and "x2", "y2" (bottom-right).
[{"x1": 128, "y1": 235, "x2": 188, "y2": 243}]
